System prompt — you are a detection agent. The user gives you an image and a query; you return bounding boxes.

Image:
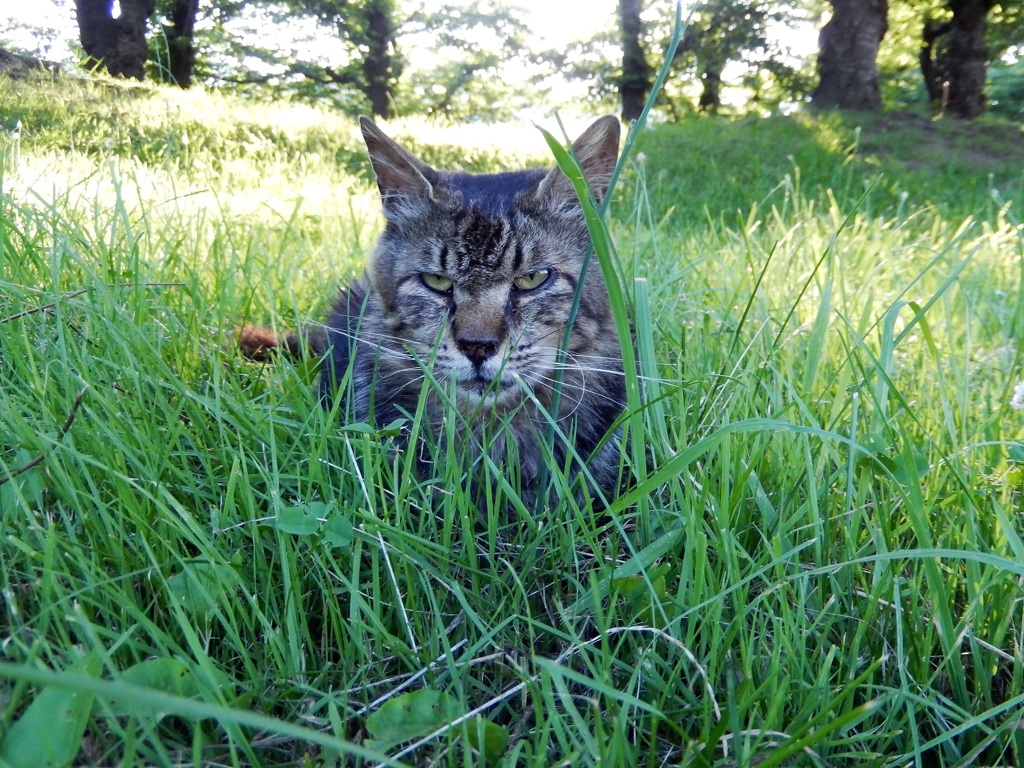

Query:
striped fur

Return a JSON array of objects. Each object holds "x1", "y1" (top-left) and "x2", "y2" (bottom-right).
[{"x1": 322, "y1": 116, "x2": 626, "y2": 503}]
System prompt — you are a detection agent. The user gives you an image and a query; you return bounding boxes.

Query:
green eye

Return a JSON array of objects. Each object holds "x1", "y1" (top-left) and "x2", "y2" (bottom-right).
[
  {"x1": 421, "y1": 273, "x2": 454, "y2": 292},
  {"x1": 514, "y1": 269, "x2": 550, "y2": 291}
]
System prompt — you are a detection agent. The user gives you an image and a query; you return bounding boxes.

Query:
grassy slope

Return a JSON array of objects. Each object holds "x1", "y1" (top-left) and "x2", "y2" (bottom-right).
[{"x1": 1, "y1": 74, "x2": 1024, "y2": 766}]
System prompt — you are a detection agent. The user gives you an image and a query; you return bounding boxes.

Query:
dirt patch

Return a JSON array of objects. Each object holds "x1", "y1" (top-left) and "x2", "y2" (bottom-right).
[{"x1": 856, "y1": 109, "x2": 1024, "y2": 172}]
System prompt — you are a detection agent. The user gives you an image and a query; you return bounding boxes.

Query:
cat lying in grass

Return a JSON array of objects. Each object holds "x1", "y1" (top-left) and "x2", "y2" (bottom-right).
[{"x1": 242, "y1": 116, "x2": 627, "y2": 505}]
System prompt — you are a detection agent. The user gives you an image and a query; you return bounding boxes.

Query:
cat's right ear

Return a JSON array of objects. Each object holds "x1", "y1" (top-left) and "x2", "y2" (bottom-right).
[{"x1": 359, "y1": 116, "x2": 436, "y2": 215}]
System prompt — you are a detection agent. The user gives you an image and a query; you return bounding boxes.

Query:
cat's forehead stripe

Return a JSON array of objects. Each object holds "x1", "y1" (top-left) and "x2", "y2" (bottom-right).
[{"x1": 459, "y1": 214, "x2": 507, "y2": 265}]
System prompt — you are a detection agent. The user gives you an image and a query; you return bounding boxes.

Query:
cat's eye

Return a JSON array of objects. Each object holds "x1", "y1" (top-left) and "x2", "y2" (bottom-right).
[
  {"x1": 421, "y1": 273, "x2": 454, "y2": 293},
  {"x1": 513, "y1": 269, "x2": 551, "y2": 291}
]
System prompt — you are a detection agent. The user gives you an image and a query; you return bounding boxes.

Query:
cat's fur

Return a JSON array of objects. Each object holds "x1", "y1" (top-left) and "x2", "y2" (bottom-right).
[
  {"x1": 245, "y1": 117, "x2": 627, "y2": 502},
  {"x1": 323, "y1": 116, "x2": 627, "y2": 501}
]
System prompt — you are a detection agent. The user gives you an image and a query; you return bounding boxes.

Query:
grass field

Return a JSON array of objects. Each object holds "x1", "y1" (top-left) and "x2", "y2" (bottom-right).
[{"x1": 1, "y1": 73, "x2": 1024, "y2": 767}]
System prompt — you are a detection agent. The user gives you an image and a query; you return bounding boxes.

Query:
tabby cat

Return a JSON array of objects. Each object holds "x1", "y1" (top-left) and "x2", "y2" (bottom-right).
[{"x1": 247, "y1": 116, "x2": 627, "y2": 502}]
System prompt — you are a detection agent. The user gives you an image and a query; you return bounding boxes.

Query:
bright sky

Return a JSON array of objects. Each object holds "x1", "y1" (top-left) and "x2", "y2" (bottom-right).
[{"x1": 513, "y1": 0, "x2": 618, "y2": 47}]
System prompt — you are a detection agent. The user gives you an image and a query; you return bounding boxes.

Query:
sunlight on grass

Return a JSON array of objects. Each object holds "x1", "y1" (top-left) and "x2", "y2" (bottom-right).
[{"x1": 1, "y1": 73, "x2": 1023, "y2": 766}]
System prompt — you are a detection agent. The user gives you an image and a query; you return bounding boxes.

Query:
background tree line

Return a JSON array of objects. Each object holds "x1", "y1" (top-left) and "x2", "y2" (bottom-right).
[{"x1": 6, "y1": 0, "x2": 1024, "y2": 121}]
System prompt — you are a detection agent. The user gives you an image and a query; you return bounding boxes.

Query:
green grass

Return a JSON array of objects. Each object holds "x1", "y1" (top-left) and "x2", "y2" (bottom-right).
[{"x1": 1, "y1": 72, "x2": 1024, "y2": 766}]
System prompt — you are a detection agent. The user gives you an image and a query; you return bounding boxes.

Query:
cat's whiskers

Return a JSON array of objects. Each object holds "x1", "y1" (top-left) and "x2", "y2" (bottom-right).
[
  {"x1": 318, "y1": 327, "x2": 422, "y2": 364},
  {"x1": 531, "y1": 373, "x2": 622, "y2": 410}
]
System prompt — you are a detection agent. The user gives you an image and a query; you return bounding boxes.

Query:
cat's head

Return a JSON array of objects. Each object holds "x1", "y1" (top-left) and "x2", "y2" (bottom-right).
[{"x1": 360, "y1": 116, "x2": 622, "y2": 413}]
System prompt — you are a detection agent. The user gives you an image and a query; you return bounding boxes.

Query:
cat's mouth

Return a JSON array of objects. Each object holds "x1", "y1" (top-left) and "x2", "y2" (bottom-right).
[{"x1": 456, "y1": 374, "x2": 519, "y2": 405}]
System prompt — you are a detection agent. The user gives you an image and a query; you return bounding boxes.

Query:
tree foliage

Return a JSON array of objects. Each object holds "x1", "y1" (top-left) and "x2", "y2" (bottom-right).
[
  {"x1": 560, "y1": 0, "x2": 811, "y2": 117},
  {"x1": 838, "y1": 0, "x2": 1024, "y2": 117},
  {"x1": 198, "y1": 0, "x2": 534, "y2": 119},
  {"x1": 290, "y1": 0, "x2": 401, "y2": 117},
  {"x1": 676, "y1": 0, "x2": 798, "y2": 113},
  {"x1": 396, "y1": 3, "x2": 533, "y2": 119},
  {"x1": 8, "y1": 0, "x2": 1024, "y2": 120}
]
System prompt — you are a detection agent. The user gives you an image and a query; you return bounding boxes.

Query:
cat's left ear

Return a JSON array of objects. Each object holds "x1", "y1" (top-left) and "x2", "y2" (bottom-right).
[{"x1": 535, "y1": 115, "x2": 621, "y2": 209}]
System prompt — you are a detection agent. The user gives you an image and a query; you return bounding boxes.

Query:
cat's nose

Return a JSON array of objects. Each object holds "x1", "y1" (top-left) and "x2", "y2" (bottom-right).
[{"x1": 456, "y1": 335, "x2": 500, "y2": 367}]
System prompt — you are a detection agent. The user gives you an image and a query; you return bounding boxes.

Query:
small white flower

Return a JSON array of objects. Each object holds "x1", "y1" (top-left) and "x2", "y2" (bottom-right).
[
  {"x1": 104, "y1": 138, "x2": 115, "y2": 150},
  {"x1": 635, "y1": 152, "x2": 646, "y2": 165},
  {"x1": 1011, "y1": 381, "x2": 1024, "y2": 411}
]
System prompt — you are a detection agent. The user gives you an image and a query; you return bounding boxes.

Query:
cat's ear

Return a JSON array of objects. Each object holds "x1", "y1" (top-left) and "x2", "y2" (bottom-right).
[
  {"x1": 535, "y1": 115, "x2": 621, "y2": 209},
  {"x1": 359, "y1": 116, "x2": 436, "y2": 213}
]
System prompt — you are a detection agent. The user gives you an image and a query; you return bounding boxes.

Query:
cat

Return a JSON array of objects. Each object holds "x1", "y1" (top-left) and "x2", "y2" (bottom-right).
[{"x1": 243, "y1": 116, "x2": 627, "y2": 504}]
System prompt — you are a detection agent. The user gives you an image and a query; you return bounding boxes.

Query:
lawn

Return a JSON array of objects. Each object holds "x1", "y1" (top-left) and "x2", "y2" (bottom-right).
[{"x1": 1, "y1": 73, "x2": 1023, "y2": 766}]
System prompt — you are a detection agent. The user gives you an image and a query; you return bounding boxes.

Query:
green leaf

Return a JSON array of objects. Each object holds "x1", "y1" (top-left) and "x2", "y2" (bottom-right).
[
  {"x1": 892, "y1": 450, "x2": 930, "y2": 485},
  {"x1": 323, "y1": 515, "x2": 355, "y2": 548},
  {"x1": 339, "y1": 419, "x2": 405, "y2": 437},
  {"x1": 98, "y1": 658, "x2": 201, "y2": 719},
  {"x1": 339, "y1": 422, "x2": 377, "y2": 434},
  {"x1": 365, "y1": 690, "x2": 463, "y2": 745},
  {"x1": 377, "y1": 418, "x2": 407, "y2": 437},
  {"x1": 611, "y1": 564, "x2": 671, "y2": 622},
  {"x1": 275, "y1": 504, "x2": 321, "y2": 536},
  {"x1": 0, "y1": 652, "x2": 101, "y2": 768},
  {"x1": 0, "y1": 450, "x2": 44, "y2": 514},
  {"x1": 166, "y1": 562, "x2": 232, "y2": 624},
  {"x1": 461, "y1": 716, "x2": 509, "y2": 764}
]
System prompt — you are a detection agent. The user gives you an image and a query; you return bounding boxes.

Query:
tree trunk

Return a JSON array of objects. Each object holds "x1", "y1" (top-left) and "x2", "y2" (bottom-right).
[
  {"x1": 919, "y1": 0, "x2": 992, "y2": 119},
  {"x1": 812, "y1": 0, "x2": 888, "y2": 110},
  {"x1": 362, "y1": 0, "x2": 398, "y2": 118},
  {"x1": 697, "y1": 53, "x2": 726, "y2": 113},
  {"x1": 618, "y1": 0, "x2": 651, "y2": 122},
  {"x1": 920, "y1": 17, "x2": 953, "y2": 104},
  {"x1": 75, "y1": 0, "x2": 156, "y2": 80},
  {"x1": 163, "y1": 0, "x2": 199, "y2": 88}
]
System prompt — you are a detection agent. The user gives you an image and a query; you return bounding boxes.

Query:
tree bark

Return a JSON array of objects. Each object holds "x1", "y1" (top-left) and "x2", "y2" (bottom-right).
[
  {"x1": 920, "y1": 17, "x2": 953, "y2": 104},
  {"x1": 618, "y1": 0, "x2": 651, "y2": 122},
  {"x1": 919, "y1": 0, "x2": 992, "y2": 119},
  {"x1": 75, "y1": 0, "x2": 156, "y2": 80},
  {"x1": 697, "y1": 52, "x2": 726, "y2": 113},
  {"x1": 163, "y1": 0, "x2": 199, "y2": 88},
  {"x1": 362, "y1": 0, "x2": 397, "y2": 118},
  {"x1": 812, "y1": 0, "x2": 888, "y2": 110}
]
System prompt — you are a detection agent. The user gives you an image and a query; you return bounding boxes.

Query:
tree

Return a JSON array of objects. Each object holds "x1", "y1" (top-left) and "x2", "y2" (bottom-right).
[
  {"x1": 74, "y1": 0, "x2": 156, "y2": 80},
  {"x1": 879, "y1": 1, "x2": 1022, "y2": 118},
  {"x1": 619, "y1": 0, "x2": 652, "y2": 121},
  {"x1": 398, "y1": 4, "x2": 532, "y2": 119},
  {"x1": 812, "y1": 0, "x2": 888, "y2": 110},
  {"x1": 561, "y1": 0, "x2": 805, "y2": 118},
  {"x1": 284, "y1": 0, "x2": 401, "y2": 117},
  {"x1": 158, "y1": 0, "x2": 200, "y2": 87},
  {"x1": 674, "y1": 0, "x2": 784, "y2": 113},
  {"x1": 205, "y1": 1, "x2": 535, "y2": 120},
  {"x1": 920, "y1": 0, "x2": 994, "y2": 118},
  {"x1": 207, "y1": 0, "x2": 402, "y2": 117}
]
